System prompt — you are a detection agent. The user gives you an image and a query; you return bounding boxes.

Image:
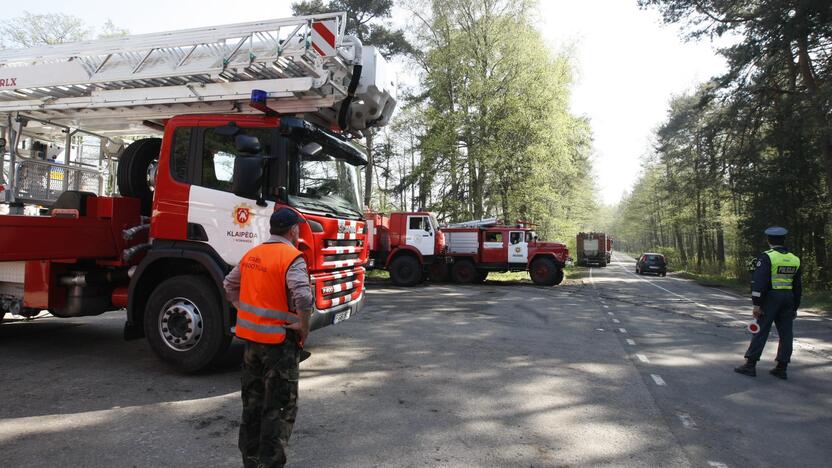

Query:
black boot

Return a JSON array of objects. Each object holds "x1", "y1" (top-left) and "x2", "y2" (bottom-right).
[
  {"x1": 769, "y1": 362, "x2": 788, "y2": 380},
  {"x1": 734, "y1": 358, "x2": 757, "y2": 377}
]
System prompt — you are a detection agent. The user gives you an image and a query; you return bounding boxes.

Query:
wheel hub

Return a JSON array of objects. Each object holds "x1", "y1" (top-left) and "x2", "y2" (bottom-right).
[{"x1": 159, "y1": 297, "x2": 203, "y2": 351}]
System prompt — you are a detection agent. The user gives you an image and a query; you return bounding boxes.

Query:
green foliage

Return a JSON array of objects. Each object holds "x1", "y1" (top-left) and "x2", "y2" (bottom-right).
[
  {"x1": 394, "y1": 0, "x2": 597, "y2": 241},
  {"x1": 616, "y1": 0, "x2": 831, "y2": 292}
]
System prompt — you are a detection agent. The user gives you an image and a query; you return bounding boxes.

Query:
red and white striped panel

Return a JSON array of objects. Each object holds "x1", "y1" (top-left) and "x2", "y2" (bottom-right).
[
  {"x1": 322, "y1": 245, "x2": 363, "y2": 255},
  {"x1": 323, "y1": 259, "x2": 362, "y2": 269},
  {"x1": 311, "y1": 20, "x2": 338, "y2": 57}
]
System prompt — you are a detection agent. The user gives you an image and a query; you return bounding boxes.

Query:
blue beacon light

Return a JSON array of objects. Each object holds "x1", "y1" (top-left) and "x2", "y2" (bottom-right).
[{"x1": 250, "y1": 89, "x2": 268, "y2": 105}]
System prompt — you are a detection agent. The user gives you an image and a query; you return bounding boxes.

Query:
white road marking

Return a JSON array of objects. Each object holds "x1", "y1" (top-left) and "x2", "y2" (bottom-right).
[
  {"x1": 608, "y1": 311, "x2": 615, "y2": 316},
  {"x1": 650, "y1": 374, "x2": 666, "y2": 386},
  {"x1": 677, "y1": 412, "x2": 696, "y2": 429},
  {"x1": 612, "y1": 318, "x2": 621, "y2": 323},
  {"x1": 619, "y1": 328, "x2": 627, "y2": 334},
  {"x1": 612, "y1": 259, "x2": 736, "y2": 321},
  {"x1": 626, "y1": 339, "x2": 636, "y2": 346},
  {"x1": 602, "y1": 305, "x2": 610, "y2": 309},
  {"x1": 636, "y1": 354, "x2": 650, "y2": 363},
  {"x1": 707, "y1": 462, "x2": 728, "y2": 468}
]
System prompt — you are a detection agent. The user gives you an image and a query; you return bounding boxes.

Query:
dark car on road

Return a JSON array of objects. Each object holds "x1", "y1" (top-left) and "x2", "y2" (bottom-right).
[{"x1": 636, "y1": 253, "x2": 667, "y2": 276}]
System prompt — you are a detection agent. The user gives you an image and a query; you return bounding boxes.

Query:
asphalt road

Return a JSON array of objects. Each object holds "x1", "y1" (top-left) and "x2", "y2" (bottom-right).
[{"x1": 1, "y1": 255, "x2": 830, "y2": 467}]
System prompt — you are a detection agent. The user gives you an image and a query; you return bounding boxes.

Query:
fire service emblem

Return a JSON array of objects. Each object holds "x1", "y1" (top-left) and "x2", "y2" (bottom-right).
[{"x1": 232, "y1": 204, "x2": 254, "y2": 228}]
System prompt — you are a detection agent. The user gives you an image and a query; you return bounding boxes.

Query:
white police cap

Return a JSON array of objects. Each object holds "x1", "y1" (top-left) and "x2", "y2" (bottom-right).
[{"x1": 764, "y1": 226, "x2": 788, "y2": 236}]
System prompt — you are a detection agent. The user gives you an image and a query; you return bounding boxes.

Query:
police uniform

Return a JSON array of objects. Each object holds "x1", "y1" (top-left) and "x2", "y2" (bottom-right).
[
  {"x1": 224, "y1": 209, "x2": 312, "y2": 468},
  {"x1": 735, "y1": 226, "x2": 802, "y2": 379}
]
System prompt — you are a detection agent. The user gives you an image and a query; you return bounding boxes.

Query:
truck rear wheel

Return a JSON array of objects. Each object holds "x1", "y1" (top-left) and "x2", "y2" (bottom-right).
[
  {"x1": 144, "y1": 275, "x2": 231, "y2": 373},
  {"x1": 389, "y1": 255, "x2": 423, "y2": 286},
  {"x1": 117, "y1": 138, "x2": 162, "y2": 216},
  {"x1": 451, "y1": 260, "x2": 477, "y2": 284},
  {"x1": 530, "y1": 257, "x2": 560, "y2": 286}
]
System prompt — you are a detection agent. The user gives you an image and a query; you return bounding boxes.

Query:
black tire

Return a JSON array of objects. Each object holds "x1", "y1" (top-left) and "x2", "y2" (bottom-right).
[
  {"x1": 600, "y1": 261, "x2": 607, "y2": 268},
  {"x1": 661, "y1": 272, "x2": 667, "y2": 277},
  {"x1": 389, "y1": 255, "x2": 423, "y2": 286},
  {"x1": 473, "y1": 270, "x2": 488, "y2": 284},
  {"x1": 117, "y1": 138, "x2": 162, "y2": 216},
  {"x1": 530, "y1": 257, "x2": 559, "y2": 286},
  {"x1": 451, "y1": 260, "x2": 477, "y2": 284},
  {"x1": 553, "y1": 269, "x2": 564, "y2": 285},
  {"x1": 428, "y1": 262, "x2": 450, "y2": 283},
  {"x1": 144, "y1": 275, "x2": 231, "y2": 373}
]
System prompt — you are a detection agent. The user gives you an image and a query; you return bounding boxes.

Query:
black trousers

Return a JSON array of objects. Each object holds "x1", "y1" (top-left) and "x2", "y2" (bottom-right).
[
  {"x1": 745, "y1": 291, "x2": 796, "y2": 363},
  {"x1": 239, "y1": 332, "x2": 300, "y2": 468}
]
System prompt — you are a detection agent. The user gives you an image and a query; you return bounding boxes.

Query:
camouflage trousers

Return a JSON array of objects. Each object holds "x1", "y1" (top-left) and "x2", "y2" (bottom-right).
[{"x1": 240, "y1": 331, "x2": 300, "y2": 468}]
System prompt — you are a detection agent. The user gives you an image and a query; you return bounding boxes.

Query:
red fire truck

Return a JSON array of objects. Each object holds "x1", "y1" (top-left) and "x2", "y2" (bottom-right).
[
  {"x1": 576, "y1": 232, "x2": 610, "y2": 267},
  {"x1": 438, "y1": 218, "x2": 569, "y2": 286},
  {"x1": 0, "y1": 14, "x2": 396, "y2": 372},
  {"x1": 364, "y1": 211, "x2": 446, "y2": 286}
]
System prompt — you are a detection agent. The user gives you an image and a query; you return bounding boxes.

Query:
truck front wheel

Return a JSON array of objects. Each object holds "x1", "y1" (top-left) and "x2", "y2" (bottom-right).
[
  {"x1": 390, "y1": 255, "x2": 423, "y2": 286},
  {"x1": 530, "y1": 258, "x2": 560, "y2": 286},
  {"x1": 144, "y1": 275, "x2": 231, "y2": 373}
]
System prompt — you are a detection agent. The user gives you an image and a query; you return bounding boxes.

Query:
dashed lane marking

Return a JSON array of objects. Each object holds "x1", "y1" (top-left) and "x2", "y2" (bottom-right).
[
  {"x1": 707, "y1": 462, "x2": 728, "y2": 468},
  {"x1": 626, "y1": 339, "x2": 636, "y2": 346},
  {"x1": 619, "y1": 328, "x2": 627, "y2": 333},
  {"x1": 602, "y1": 305, "x2": 610, "y2": 309},
  {"x1": 608, "y1": 311, "x2": 615, "y2": 316},
  {"x1": 650, "y1": 374, "x2": 666, "y2": 386},
  {"x1": 676, "y1": 412, "x2": 696, "y2": 429},
  {"x1": 612, "y1": 318, "x2": 621, "y2": 323},
  {"x1": 636, "y1": 354, "x2": 650, "y2": 363}
]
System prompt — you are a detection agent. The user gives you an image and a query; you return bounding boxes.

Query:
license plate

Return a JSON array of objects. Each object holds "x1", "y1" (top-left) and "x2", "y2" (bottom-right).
[
  {"x1": 649, "y1": 266, "x2": 659, "y2": 269},
  {"x1": 333, "y1": 310, "x2": 351, "y2": 324}
]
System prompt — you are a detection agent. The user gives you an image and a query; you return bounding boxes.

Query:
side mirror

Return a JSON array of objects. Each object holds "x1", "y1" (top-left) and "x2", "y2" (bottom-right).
[
  {"x1": 232, "y1": 157, "x2": 263, "y2": 199},
  {"x1": 235, "y1": 135, "x2": 261, "y2": 154}
]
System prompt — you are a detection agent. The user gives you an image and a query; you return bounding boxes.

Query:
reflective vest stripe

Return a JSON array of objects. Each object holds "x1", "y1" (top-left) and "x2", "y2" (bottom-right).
[
  {"x1": 238, "y1": 301, "x2": 299, "y2": 323},
  {"x1": 236, "y1": 315, "x2": 286, "y2": 335}
]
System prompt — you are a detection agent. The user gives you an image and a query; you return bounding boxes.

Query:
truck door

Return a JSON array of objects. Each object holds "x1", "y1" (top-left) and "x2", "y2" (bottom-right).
[
  {"x1": 185, "y1": 126, "x2": 276, "y2": 265},
  {"x1": 406, "y1": 215, "x2": 434, "y2": 256},
  {"x1": 508, "y1": 231, "x2": 528, "y2": 263},
  {"x1": 482, "y1": 230, "x2": 506, "y2": 263}
]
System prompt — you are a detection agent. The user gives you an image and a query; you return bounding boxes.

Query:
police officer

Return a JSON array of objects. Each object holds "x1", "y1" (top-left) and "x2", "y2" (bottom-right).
[
  {"x1": 735, "y1": 226, "x2": 802, "y2": 380},
  {"x1": 224, "y1": 208, "x2": 313, "y2": 468}
]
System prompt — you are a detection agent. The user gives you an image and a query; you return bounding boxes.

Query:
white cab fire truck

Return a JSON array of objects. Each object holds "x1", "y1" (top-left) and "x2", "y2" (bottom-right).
[
  {"x1": 364, "y1": 211, "x2": 446, "y2": 286},
  {"x1": 0, "y1": 13, "x2": 396, "y2": 372}
]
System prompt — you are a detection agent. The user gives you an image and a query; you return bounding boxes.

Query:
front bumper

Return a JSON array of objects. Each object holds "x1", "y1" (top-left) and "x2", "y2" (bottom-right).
[{"x1": 310, "y1": 292, "x2": 365, "y2": 330}]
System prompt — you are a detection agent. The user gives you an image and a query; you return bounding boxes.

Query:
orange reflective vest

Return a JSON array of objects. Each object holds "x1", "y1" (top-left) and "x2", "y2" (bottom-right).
[{"x1": 235, "y1": 242, "x2": 303, "y2": 344}]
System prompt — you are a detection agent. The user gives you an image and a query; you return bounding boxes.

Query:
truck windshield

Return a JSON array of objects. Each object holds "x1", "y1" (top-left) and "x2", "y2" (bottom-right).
[{"x1": 288, "y1": 144, "x2": 363, "y2": 218}]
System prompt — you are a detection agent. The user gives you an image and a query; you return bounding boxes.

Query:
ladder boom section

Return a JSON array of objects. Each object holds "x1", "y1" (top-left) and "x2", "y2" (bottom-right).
[{"x1": 0, "y1": 13, "x2": 395, "y2": 134}]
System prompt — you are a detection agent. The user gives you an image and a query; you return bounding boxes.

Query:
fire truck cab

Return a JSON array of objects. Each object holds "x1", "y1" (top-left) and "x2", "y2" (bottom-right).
[{"x1": 365, "y1": 211, "x2": 445, "y2": 286}]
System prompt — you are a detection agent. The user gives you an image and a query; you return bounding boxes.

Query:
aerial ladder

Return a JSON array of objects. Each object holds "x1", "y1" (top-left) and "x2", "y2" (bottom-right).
[
  {"x1": 0, "y1": 12, "x2": 394, "y2": 205},
  {"x1": 0, "y1": 13, "x2": 395, "y2": 372}
]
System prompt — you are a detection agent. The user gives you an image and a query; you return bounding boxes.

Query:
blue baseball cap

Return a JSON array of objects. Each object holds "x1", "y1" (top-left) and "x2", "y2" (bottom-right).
[
  {"x1": 270, "y1": 207, "x2": 306, "y2": 231},
  {"x1": 764, "y1": 226, "x2": 788, "y2": 236}
]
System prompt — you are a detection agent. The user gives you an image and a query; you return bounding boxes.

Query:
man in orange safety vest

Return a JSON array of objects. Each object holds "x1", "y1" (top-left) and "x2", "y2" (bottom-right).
[{"x1": 224, "y1": 207, "x2": 313, "y2": 468}]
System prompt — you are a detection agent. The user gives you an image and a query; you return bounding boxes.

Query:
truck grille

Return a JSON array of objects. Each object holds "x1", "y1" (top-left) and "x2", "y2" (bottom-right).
[{"x1": 312, "y1": 266, "x2": 364, "y2": 310}]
